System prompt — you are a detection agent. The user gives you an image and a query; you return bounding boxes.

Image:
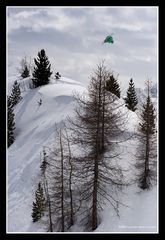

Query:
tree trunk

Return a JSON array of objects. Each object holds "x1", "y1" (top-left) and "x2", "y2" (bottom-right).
[
  {"x1": 92, "y1": 155, "x2": 99, "y2": 230},
  {"x1": 144, "y1": 135, "x2": 150, "y2": 189},
  {"x1": 67, "y1": 133, "x2": 74, "y2": 226},
  {"x1": 60, "y1": 131, "x2": 65, "y2": 232},
  {"x1": 69, "y1": 164, "x2": 74, "y2": 226},
  {"x1": 46, "y1": 179, "x2": 53, "y2": 232},
  {"x1": 101, "y1": 84, "x2": 106, "y2": 152},
  {"x1": 144, "y1": 101, "x2": 150, "y2": 189},
  {"x1": 92, "y1": 74, "x2": 102, "y2": 230}
]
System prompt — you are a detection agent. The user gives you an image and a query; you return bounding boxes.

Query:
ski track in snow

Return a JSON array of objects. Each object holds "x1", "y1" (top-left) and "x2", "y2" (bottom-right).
[{"x1": 7, "y1": 76, "x2": 158, "y2": 233}]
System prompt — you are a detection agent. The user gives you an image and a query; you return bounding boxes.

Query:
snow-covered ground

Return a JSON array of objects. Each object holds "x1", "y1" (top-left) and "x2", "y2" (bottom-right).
[{"x1": 7, "y1": 75, "x2": 158, "y2": 233}]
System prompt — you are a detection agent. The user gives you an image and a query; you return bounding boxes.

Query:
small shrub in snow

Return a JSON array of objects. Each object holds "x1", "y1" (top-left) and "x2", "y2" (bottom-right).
[{"x1": 55, "y1": 72, "x2": 61, "y2": 80}]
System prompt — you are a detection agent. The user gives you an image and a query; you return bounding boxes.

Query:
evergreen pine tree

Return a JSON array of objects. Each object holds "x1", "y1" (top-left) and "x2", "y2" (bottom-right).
[
  {"x1": 32, "y1": 49, "x2": 52, "y2": 88},
  {"x1": 105, "y1": 74, "x2": 120, "y2": 98},
  {"x1": 135, "y1": 80, "x2": 157, "y2": 190},
  {"x1": 19, "y1": 56, "x2": 30, "y2": 78},
  {"x1": 31, "y1": 182, "x2": 45, "y2": 222},
  {"x1": 124, "y1": 78, "x2": 138, "y2": 111},
  {"x1": 32, "y1": 202, "x2": 40, "y2": 222},
  {"x1": 10, "y1": 81, "x2": 22, "y2": 106},
  {"x1": 21, "y1": 65, "x2": 30, "y2": 78},
  {"x1": 8, "y1": 96, "x2": 15, "y2": 147}
]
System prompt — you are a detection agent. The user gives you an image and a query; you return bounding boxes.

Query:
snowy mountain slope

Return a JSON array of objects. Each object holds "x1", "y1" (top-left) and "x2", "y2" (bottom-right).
[
  {"x1": 7, "y1": 76, "x2": 158, "y2": 233},
  {"x1": 7, "y1": 76, "x2": 86, "y2": 232}
]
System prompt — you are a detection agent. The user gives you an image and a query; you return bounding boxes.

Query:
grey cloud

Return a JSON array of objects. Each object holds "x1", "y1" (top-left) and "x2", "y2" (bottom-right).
[{"x1": 7, "y1": 7, "x2": 158, "y2": 89}]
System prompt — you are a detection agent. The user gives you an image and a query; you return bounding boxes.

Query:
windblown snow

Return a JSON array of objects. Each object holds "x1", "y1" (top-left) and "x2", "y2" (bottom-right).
[{"x1": 7, "y1": 76, "x2": 158, "y2": 233}]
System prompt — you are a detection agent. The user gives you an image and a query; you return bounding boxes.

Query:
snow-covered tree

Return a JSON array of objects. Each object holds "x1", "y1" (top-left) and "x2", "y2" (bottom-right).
[
  {"x1": 31, "y1": 182, "x2": 46, "y2": 222},
  {"x1": 32, "y1": 49, "x2": 52, "y2": 88},
  {"x1": 105, "y1": 74, "x2": 120, "y2": 98},
  {"x1": 8, "y1": 96, "x2": 15, "y2": 147},
  {"x1": 124, "y1": 78, "x2": 138, "y2": 111},
  {"x1": 135, "y1": 80, "x2": 157, "y2": 190},
  {"x1": 10, "y1": 81, "x2": 22, "y2": 107}
]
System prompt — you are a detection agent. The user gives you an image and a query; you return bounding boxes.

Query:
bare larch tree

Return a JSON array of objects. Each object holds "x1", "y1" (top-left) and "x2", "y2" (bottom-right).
[
  {"x1": 40, "y1": 149, "x2": 53, "y2": 232},
  {"x1": 68, "y1": 61, "x2": 127, "y2": 231},
  {"x1": 45, "y1": 124, "x2": 77, "y2": 232}
]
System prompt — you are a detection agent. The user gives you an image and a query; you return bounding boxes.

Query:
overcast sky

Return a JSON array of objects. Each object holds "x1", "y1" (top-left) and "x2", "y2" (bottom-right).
[{"x1": 7, "y1": 7, "x2": 158, "y2": 89}]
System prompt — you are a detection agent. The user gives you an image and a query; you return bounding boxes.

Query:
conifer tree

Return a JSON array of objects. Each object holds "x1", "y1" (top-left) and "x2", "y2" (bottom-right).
[
  {"x1": 10, "y1": 81, "x2": 22, "y2": 107},
  {"x1": 32, "y1": 49, "x2": 52, "y2": 88},
  {"x1": 105, "y1": 74, "x2": 120, "y2": 98},
  {"x1": 19, "y1": 56, "x2": 30, "y2": 78},
  {"x1": 8, "y1": 96, "x2": 15, "y2": 147},
  {"x1": 32, "y1": 182, "x2": 45, "y2": 222},
  {"x1": 21, "y1": 65, "x2": 30, "y2": 78},
  {"x1": 135, "y1": 80, "x2": 157, "y2": 190},
  {"x1": 124, "y1": 78, "x2": 138, "y2": 111}
]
